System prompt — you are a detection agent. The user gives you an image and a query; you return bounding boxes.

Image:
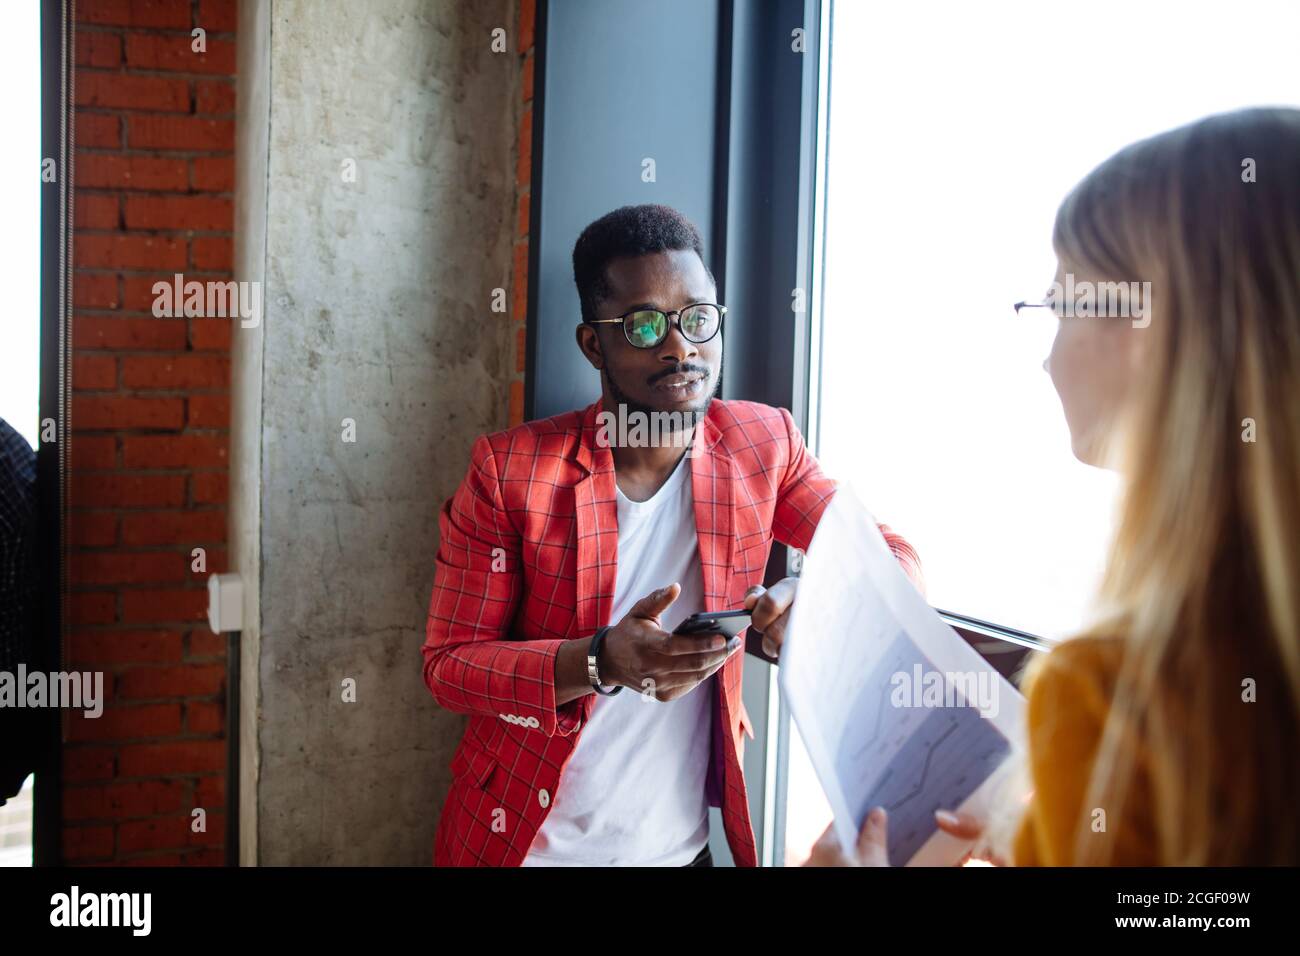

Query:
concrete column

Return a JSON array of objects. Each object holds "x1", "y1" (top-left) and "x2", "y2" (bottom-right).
[{"x1": 232, "y1": 0, "x2": 520, "y2": 864}]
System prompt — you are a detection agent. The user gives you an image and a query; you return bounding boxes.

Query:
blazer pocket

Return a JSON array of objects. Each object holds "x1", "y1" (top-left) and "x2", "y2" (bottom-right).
[
  {"x1": 451, "y1": 743, "x2": 499, "y2": 790},
  {"x1": 733, "y1": 528, "x2": 771, "y2": 568}
]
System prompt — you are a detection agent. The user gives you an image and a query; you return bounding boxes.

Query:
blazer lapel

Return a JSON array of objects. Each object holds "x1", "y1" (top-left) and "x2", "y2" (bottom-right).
[
  {"x1": 689, "y1": 411, "x2": 733, "y2": 613},
  {"x1": 573, "y1": 399, "x2": 619, "y2": 638},
  {"x1": 690, "y1": 410, "x2": 744, "y2": 794}
]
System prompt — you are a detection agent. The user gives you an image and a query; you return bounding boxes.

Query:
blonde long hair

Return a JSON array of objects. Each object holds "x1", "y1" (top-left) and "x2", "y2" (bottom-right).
[{"x1": 1041, "y1": 108, "x2": 1300, "y2": 865}]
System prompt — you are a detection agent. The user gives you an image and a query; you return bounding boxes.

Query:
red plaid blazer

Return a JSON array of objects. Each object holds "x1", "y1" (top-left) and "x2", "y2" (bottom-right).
[{"x1": 423, "y1": 397, "x2": 921, "y2": 866}]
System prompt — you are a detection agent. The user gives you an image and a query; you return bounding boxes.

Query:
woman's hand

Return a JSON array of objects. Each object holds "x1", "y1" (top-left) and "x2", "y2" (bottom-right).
[
  {"x1": 934, "y1": 809, "x2": 1008, "y2": 867},
  {"x1": 803, "y1": 808, "x2": 890, "y2": 866},
  {"x1": 801, "y1": 807, "x2": 1007, "y2": 866}
]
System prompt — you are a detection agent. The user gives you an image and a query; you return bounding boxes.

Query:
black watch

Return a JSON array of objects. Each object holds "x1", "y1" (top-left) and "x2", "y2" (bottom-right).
[{"x1": 587, "y1": 626, "x2": 623, "y2": 696}]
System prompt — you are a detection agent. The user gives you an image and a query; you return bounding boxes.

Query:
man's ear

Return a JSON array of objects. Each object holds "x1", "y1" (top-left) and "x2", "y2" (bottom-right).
[{"x1": 576, "y1": 322, "x2": 604, "y2": 370}]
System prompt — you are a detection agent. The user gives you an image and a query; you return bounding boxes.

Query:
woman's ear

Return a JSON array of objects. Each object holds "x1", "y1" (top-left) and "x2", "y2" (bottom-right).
[{"x1": 575, "y1": 322, "x2": 604, "y2": 370}]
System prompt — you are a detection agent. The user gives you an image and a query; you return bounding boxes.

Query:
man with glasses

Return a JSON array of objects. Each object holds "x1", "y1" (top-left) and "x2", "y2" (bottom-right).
[{"x1": 422, "y1": 204, "x2": 920, "y2": 866}]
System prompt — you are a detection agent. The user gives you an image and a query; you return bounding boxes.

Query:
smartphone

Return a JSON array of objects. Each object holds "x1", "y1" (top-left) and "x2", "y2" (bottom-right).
[{"x1": 673, "y1": 609, "x2": 752, "y2": 639}]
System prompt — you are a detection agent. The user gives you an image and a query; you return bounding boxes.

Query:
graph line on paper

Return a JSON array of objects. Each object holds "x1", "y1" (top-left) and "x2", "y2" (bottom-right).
[{"x1": 834, "y1": 631, "x2": 1012, "y2": 866}]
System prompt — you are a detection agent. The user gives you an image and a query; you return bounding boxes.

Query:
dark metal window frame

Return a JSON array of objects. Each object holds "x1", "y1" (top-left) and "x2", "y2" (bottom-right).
[{"x1": 35, "y1": 0, "x2": 74, "y2": 866}]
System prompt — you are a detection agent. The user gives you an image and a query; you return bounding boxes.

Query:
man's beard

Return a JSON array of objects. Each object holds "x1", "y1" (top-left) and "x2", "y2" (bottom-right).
[{"x1": 602, "y1": 360, "x2": 719, "y2": 433}]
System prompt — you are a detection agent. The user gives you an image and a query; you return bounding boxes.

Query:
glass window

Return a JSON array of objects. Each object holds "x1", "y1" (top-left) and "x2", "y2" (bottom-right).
[{"x1": 0, "y1": 0, "x2": 41, "y2": 448}]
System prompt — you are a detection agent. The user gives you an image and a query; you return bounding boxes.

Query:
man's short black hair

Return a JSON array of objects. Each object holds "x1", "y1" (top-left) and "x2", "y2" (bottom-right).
[{"x1": 572, "y1": 204, "x2": 715, "y2": 325}]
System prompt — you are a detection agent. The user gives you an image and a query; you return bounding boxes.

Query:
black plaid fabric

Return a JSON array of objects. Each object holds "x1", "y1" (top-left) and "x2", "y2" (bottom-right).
[{"x1": 0, "y1": 418, "x2": 38, "y2": 804}]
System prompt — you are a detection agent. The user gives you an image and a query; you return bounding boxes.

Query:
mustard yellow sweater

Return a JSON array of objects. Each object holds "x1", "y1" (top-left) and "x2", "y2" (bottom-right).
[{"x1": 1012, "y1": 635, "x2": 1157, "y2": 866}]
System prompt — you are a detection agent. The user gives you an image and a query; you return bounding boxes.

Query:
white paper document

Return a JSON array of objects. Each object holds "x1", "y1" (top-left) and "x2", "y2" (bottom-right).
[{"x1": 781, "y1": 486, "x2": 1026, "y2": 866}]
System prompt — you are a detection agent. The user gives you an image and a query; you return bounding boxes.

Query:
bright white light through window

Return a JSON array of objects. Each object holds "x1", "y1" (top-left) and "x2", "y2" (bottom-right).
[{"x1": 0, "y1": 0, "x2": 41, "y2": 450}]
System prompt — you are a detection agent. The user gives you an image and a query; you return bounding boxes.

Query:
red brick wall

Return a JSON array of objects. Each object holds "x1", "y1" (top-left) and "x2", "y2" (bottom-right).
[
  {"x1": 66, "y1": 0, "x2": 237, "y2": 865},
  {"x1": 509, "y1": 0, "x2": 535, "y2": 427}
]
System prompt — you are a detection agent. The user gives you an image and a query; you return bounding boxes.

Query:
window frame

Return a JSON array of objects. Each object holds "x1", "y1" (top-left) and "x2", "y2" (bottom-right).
[{"x1": 35, "y1": 0, "x2": 74, "y2": 866}]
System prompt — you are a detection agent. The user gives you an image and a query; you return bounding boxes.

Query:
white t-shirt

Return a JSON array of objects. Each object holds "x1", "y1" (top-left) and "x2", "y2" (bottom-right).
[{"x1": 522, "y1": 453, "x2": 712, "y2": 866}]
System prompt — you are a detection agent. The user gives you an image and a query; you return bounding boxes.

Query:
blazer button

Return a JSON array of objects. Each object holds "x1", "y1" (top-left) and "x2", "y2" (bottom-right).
[{"x1": 538, "y1": 788, "x2": 550, "y2": 808}]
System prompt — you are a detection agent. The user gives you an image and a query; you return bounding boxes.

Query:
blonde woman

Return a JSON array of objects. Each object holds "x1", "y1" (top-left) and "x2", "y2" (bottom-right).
[{"x1": 809, "y1": 107, "x2": 1300, "y2": 867}]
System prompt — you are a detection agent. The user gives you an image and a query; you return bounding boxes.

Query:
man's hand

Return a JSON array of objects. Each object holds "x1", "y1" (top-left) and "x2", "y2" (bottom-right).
[
  {"x1": 600, "y1": 583, "x2": 740, "y2": 701},
  {"x1": 742, "y1": 576, "x2": 799, "y2": 659}
]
